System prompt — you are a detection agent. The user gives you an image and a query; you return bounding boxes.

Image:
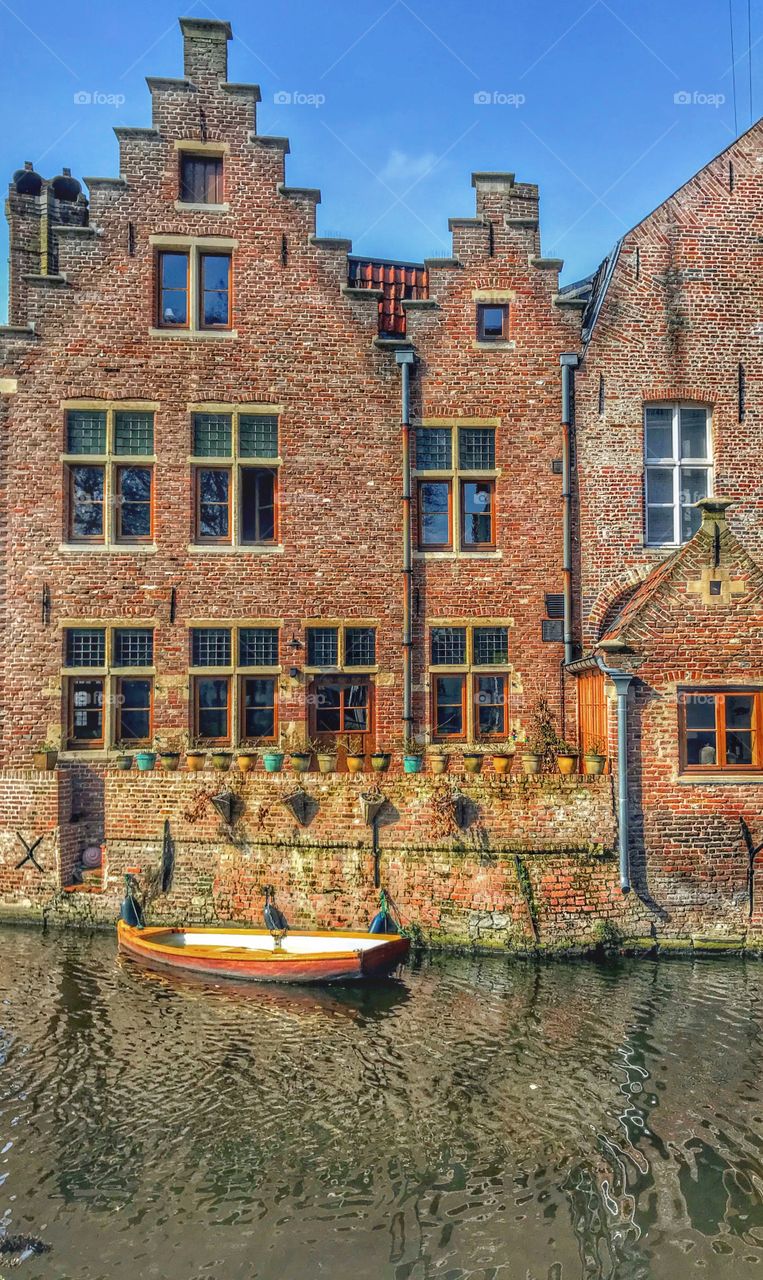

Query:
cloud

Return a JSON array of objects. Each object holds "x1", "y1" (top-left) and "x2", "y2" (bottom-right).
[{"x1": 376, "y1": 149, "x2": 439, "y2": 188}]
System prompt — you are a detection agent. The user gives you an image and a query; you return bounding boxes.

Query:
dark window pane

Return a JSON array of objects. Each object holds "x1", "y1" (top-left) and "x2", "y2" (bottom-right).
[
  {"x1": 70, "y1": 679, "x2": 104, "y2": 742},
  {"x1": 241, "y1": 469, "x2": 275, "y2": 543},
  {"x1": 435, "y1": 675, "x2": 464, "y2": 736},
  {"x1": 239, "y1": 628, "x2": 278, "y2": 666},
  {"x1": 686, "y1": 730, "x2": 717, "y2": 766},
  {"x1": 725, "y1": 696, "x2": 755, "y2": 765},
  {"x1": 114, "y1": 629, "x2": 153, "y2": 667},
  {"x1": 646, "y1": 506, "x2": 674, "y2": 545},
  {"x1": 474, "y1": 627, "x2": 509, "y2": 665},
  {"x1": 478, "y1": 305, "x2": 507, "y2": 338},
  {"x1": 239, "y1": 414, "x2": 279, "y2": 458},
  {"x1": 420, "y1": 481, "x2": 450, "y2": 546},
  {"x1": 345, "y1": 627, "x2": 376, "y2": 666},
  {"x1": 70, "y1": 465, "x2": 104, "y2": 539},
  {"x1": 67, "y1": 410, "x2": 106, "y2": 454},
  {"x1": 118, "y1": 679, "x2": 151, "y2": 742},
  {"x1": 198, "y1": 468, "x2": 230, "y2": 539},
  {"x1": 159, "y1": 253, "x2": 188, "y2": 326},
  {"x1": 161, "y1": 253, "x2": 188, "y2": 288},
  {"x1": 191, "y1": 628, "x2": 231, "y2": 666},
  {"x1": 115, "y1": 411, "x2": 154, "y2": 455},
  {"x1": 415, "y1": 428, "x2": 452, "y2": 470},
  {"x1": 66, "y1": 629, "x2": 105, "y2": 667},
  {"x1": 118, "y1": 466, "x2": 152, "y2": 539},
  {"x1": 243, "y1": 677, "x2": 275, "y2": 740},
  {"x1": 646, "y1": 467, "x2": 673, "y2": 505},
  {"x1": 685, "y1": 695, "x2": 717, "y2": 729},
  {"x1": 180, "y1": 154, "x2": 223, "y2": 204},
  {"x1": 462, "y1": 481, "x2": 494, "y2": 546},
  {"x1": 459, "y1": 428, "x2": 495, "y2": 470},
  {"x1": 307, "y1": 628, "x2": 338, "y2": 666},
  {"x1": 196, "y1": 677, "x2": 229, "y2": 740},
  {"x1": 200, "y1": 254, "x2": 230, "y2": 327},
  {"x1": 680, "y1": 468, "x2": 709, "y2": 542},
  {"x1": 477, "y1": 674, "x2": 506, "y2": 735},
  {"x1": 431, "y1": 627, "x2": 466, "y2": 665},
  {"x1": 193, "y1": 414, "x2": 232, "y2": 457},
  {"x1": 679, "y1": 407, "x2": 710, "y2": 460},
  {"x1": 344, "y1": 683, "x2": 369, "y2": 731}
]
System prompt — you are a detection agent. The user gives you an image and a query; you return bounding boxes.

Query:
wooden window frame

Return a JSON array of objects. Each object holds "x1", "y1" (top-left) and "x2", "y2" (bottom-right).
[
  {"x1": 476, "y1": 303, "x2": 509, "y2": 342},
  {"x1": 63, "y1": 406, "x2": 156, "y2": 548},
  {"x1": 475, "y1": 672, "x2": 509, "y2": 739},
  {"x1": 239, "y1": 675, "x2": 278, "y2": 745},
  {"x1": 191, "y1": 411, "x2": 281, "y2": 548},
  {"x1": 198, "y1": 252, "x2": 232, "y2": 331},
  {"x1": 644, "y1": 403, "x2": 712, "y2": 547},
  {"x1": 179, "y1": 152, "x2": 224, "y2": 205},
  {"x1": 63, "y1": 625, "x2": 155, "y2": 752},
  {"x1": 67, "y1": 463, "x2": 106, "y2": 545},
  {"x1": 67, "y1": 677, "x2": 105, "y2": 750},
  {"x1": 157, "y1": 250, "x2": 190, "y2": 330},
  {"x1": 308, "y1": 674, "x2": 376, "y2": 757},
  {"x1": 304, "y1": 623, "x2": 378, "y2": 673},
  {"x1": 195, "y1": 466, "x2": 233, "y2": 545},
  {"x1": 192, "y1": 674, "x2": 232, "y2": 746},
  {"x1": 417, "y1": 478, "x2": 453, "y2": 551},
  {"x1": 189, "y1": 624, "x2": 282, "y2": 746},
  {"x1": 240, "y1": 466, "x2": 278, "y2": 546},
  {"x1": 115, "y1": 676, "x2": 154, "y2": 747},
  {"x1": 679, "y1": 689, "x2": 763, "y2": 774},
  {"x1": 432, "y1": 673, "x2": 468, "y2": 741},
  {"x1": 115, "y1": 464, "x2": 154, "y2": 544},
  {"x1": 576, "y1": 668, "x2": 609, "y2": 767},
  {"x1": 460, "y1": 478, "x2": 496, "y2": 551},
  {"x1": 429, "y1": 622, "x2": 511, "y2": 744}
]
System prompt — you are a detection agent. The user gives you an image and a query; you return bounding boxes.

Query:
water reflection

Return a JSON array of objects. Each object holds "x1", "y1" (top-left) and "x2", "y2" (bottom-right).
[{"x1": 0, "y1": 930, "x2": 761, "y2": 1279}]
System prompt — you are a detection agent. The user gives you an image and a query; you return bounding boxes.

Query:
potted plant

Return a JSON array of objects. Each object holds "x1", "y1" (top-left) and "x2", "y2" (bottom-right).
[
  {"x1": 343, "y1": 735, "x2": 366, "y2": 775},
  {"x1": 555, "y1": 739, "x2": 579, "y2": 776},
  {"x1": 462, "y1": 746, "x2": 484, "y2": 774},
  {"x1": 316, "y1": 747, "x2": 338, "y2": 774},
  {"x1": 261, "y1": 744, "x2": 285, "y2": 773},
  {"x1": 210, "y1": 750, "x2": 232, "y2": 772},
  {"x1": 236, "y1": 748, "x2": 258, "y2": 773},
  {"x1": 492, "y1": 735, "x2": 516, "y2": 776},
  {"x1": 286, "y1": 732, "x2": 313, "y2": 775},
  {"x1": 429, "y1": 747, "x2": 448, "y2": 775},
  {"x1": 155, "y1": 733, "x2": 182, "y2": 772},
  {"x1": 115, "y1": 753, "x2": 133, "y2": 771},
  {"x1": 370, "y1": 749, "x2": 391, "y2": 772},
  {"x1": 583, "y1": 739, "x2": 607, "y2": 776},
  {"x1": 186, "y1": 736, "x2": 206, "y2": 772},
  {"x1": 32, "y1": 741, "x2": 58, "y2": 771},
  {"x1": 521, "y1": 696, "x2": 561, "y2": 775},
  {"x1": 402, "y1": 738, "x2": 424, "y2": 774},
  {"x1": 135, "y1": 748, "x2": 157, "y2": 772}
]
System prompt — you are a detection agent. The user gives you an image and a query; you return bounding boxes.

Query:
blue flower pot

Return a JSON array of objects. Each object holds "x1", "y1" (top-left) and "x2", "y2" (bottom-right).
[
  {"x1": 403, "y1": 755, "x2": 423, "y2": 774},
  {"x1": 263, "y1": 751, "x2": 285, "y2": 773},
  {"x1": 136, "y1": 751, "x2": 157, "y2": 772}
]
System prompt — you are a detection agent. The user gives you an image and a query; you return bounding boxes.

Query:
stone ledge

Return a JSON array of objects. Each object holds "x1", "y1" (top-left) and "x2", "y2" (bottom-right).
[
  {"x1": 341, "y1": 285, "x2": 384, "y2": 301},
  {"x1": 278, "y1": 183, "x2": 321, "y2": 203},
  {"x1": 221, "y1": 82, "x2": 262, "y2": 101},
  {"x1": 310, "y1": 235, "x2": 352, "y2": 252},
  {"x1": 248, "y1": 134, "x2": 290, "y2": 152}
]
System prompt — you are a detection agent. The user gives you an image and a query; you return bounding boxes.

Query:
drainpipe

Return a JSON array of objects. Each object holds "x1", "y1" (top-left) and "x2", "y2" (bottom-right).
[
  {"x1": 560, "y1": 353, "x2": 579, "y2": 667},
  {"x1": 596, "y1": 658, "x2": 633, "y2": 894},
  {"x1": 396, "y1": 349, "x2": 417, "y2": 741}
]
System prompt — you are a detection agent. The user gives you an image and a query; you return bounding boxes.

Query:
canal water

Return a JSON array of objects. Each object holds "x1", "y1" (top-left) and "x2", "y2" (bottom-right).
[{"x1": 0, "y1": 930, "x2": 762, "y2": 1280}]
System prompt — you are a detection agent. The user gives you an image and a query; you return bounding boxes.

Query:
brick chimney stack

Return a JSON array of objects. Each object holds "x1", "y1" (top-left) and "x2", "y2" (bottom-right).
[{"x1": 179, "y1": 17, "x2": 232, "y2": 85}]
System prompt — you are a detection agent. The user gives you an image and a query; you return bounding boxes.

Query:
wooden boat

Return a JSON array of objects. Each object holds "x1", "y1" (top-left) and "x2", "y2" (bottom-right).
[{"x1": 117, "y1": 920, "x2": 410, "y2": 985}]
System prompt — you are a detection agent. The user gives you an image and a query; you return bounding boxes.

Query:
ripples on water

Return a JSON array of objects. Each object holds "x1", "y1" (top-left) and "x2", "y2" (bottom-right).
[{"x1": 0, "y1": 930, "x2": 762, "y2": 1279}]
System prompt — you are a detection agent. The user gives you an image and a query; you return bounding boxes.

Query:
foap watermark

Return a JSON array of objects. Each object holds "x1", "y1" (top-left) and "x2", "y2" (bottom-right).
[
  {"x1": 474, "y1": 90, "x2": 525, "y2": 108},
  {"x1": 273, "y1": 90, "x2": 325, "y2": 109},
  {"x1": 74, "y1": 90, "x2": 126, "y2": 108},
  {"x1": 673, "y1": 90, "x2": 725, "y2": 108}
]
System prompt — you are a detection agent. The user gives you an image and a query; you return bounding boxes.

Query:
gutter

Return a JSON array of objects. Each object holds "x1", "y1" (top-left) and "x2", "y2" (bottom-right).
[
  {"x1": 596, "y1": 656, "x2": 633, "y2": 894},
  {"x1": 396, "y1": 349, "x2": 416, "y2": 741},
  {"x1": 560, "y1": 353, "x2": 579, "y2": 666}
]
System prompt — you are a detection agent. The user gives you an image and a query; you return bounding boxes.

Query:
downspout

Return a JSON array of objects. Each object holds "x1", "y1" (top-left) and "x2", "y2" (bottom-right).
[
  {"x1": 596, "y1": 657, "x2": 633, "y2": 894},
  {"x1": 560, "y1": 353, "x2": 579, "y2": 667},
  {"x1": 396, "y1": 349, "x2": 416, "y2": 742}
]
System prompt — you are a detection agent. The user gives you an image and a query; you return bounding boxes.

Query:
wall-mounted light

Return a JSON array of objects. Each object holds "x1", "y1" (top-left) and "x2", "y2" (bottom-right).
[{"x1": 289, "y1": 666, "x2": 300, "y2": 679}]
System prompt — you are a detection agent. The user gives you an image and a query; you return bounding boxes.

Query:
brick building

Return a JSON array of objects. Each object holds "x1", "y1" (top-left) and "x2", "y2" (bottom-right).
[{"x1": 0, "y1": 18, "x2": 761, "y2": 950}]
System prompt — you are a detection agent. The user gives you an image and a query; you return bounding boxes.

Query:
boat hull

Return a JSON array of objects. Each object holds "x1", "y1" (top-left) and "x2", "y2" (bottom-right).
[{"x1": 117, "y1": 921, "x2": 410, "y2": 985}]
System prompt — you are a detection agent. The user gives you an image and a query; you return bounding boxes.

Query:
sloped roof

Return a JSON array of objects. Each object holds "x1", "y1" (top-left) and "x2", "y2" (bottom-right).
[{"x1": 597, "y1": 545, "x2": 686, "y2": 644}]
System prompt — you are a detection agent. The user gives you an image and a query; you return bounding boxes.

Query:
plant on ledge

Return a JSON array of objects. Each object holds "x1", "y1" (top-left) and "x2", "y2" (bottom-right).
[
  {"x1": 583, "y1": 738, "x2": 607, "y2": 776},
  {"x1": 555, "y1": 739, "x2": 579, "y2": 776},
  {"x1": 402, "y1": 737, "x2": 424, "y2": 774},
  {"x1": 32, "y1": 741, "x2": 58, "y2": 772},
  {"x1": 154, "y1": 732, "x2": 184, "y2": 772},
  {"x1": 340, "y1": 735, "x2": 366, "y2": 775}
]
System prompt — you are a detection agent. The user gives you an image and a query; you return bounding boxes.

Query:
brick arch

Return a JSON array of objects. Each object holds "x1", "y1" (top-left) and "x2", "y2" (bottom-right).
[
  {"x1": 641, "y1": 385, "x2": 715, "y2": 405},
  {"x1": 587, "y1": 565, "x2": 653, "y2": 642}
]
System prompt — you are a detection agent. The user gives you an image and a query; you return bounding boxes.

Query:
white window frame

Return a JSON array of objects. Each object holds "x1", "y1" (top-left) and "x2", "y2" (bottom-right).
[{"x1": 644, "y1": 403, "x2": 713, "y2": 547}]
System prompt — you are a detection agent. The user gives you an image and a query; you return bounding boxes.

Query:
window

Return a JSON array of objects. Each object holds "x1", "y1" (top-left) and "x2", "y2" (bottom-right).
[
  {"x1": 679, "y1": 690, "x2": 763, "y2": 772},
  {"x1": 476, "y1": 303, "x2": 509, "y2": 342},
  {"x1": 156, "y1": 249, "x2": 231, "y2": 331},
  {"x1": 429, "y1": 624, "x2": 510, "y2": 741},
  {"x1": 305, "y1": 624, "x2": 377, "y2": 670},
  {"x1": 63, "y1": 625, "x2": 154, "y2": 749},
  {"x1": 64, "y1": 407, "x2": 154, "y2": 546},
  {"x1": 645, "y1": 404, "x2": 711, "y2": 545},
  {"x1": 415, "y1": 423, "x2": 497, "y2": 552},
  {"x1": 189, "y1": 625, "x2": 279, "y2": 745},
  {"x1": 179, "y1": 153, "x2": 223, "y2": 205},
  {"x1": 192, "y1": 411, "x2": 279, "y2": 547}
]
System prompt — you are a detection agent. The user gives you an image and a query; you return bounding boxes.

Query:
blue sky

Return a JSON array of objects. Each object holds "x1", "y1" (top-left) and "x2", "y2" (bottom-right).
[{"x1": 0, "y1": 0, "x2": 759, "y2": 314}]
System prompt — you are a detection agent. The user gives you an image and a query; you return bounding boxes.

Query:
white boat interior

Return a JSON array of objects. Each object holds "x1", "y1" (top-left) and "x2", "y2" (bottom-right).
[{"x1": 154, "y1": 931, "x2": 391, "y2": 954}]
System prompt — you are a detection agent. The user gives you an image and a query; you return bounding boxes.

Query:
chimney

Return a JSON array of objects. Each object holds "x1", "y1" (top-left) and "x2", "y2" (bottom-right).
[
  {"x1": 696, "y1": 496, "x2": 733, "y2": 533},
  {"x1": 179, "y1": 17, "x2": 232, "y2": 84}
]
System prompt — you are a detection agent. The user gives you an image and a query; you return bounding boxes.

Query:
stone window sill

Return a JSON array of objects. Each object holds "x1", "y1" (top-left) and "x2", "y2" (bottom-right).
[
  {"x1": 678, "y1": 773, "x2": 763, "y2": 786},
  {"x1": 148, "y1": 328, "x2": 238, "y2": 340},
  {"x1": 187, "y1": 544, "x2": 285, "y2": 554},
  {"x1": 173, "y1": 200, "x2": 230, "y2": 213},
  {"x1": 413, "y1": 550, "x2": 503, "y2": 561},
  {"x1": 59, "y1": 543, "x2": 158, "y2": 554},
  {"x1": 471, "y1": 340, "x2": 515, "y2": 352}
]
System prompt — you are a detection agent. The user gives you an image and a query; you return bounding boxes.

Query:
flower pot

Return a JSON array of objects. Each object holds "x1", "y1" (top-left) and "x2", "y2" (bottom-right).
[
  {"x1": 429, "y1": 753, "x2": 448, "y2": 775},
  {"x1": 584, "y1": 753, "x2": 606, "y2": 776},
  {"x1": 521, "y1": 752, "x2": 542, "y2": 775},
  {"x1": 211, "y1": 753, "x2": 232, "y2": 772},
  {"x1": 557, "y1": 754, "x2": 578, "y2": 776},
  {"x1": 33, "y1": 749, "x2": 58, "y2": 772},
  {"x1": 492, "y1": 753, "x2": 514, "y2": 776},
  {"x1": 403, "y1": 755, "x2": 423, "y2": 774},
  {"x1": 262, "y1": 751, "x2": 284, "y2": 773},
  {"x1": 136, "y1": 751, "x2": 157, "y2": 772},
  {"x1": 160, "y1": 753, "x2": 180, "y2": 772},
  {"x1": 236, "y1": 754, "x2": 256, "y2": 773},
  {"x1": 115, "y1": 755, "x2": 133, "y2": 771},
  {"x1": 317, "y1": 753, "x2": 338, "y2": 774},
  {"x1": 290, "y1": 752, "x2": 312, "y2": 774},
  {"x1": 346, "y1": 754, "x2": 365, "y2": 774},
  {"x1": 462, "y1": 753, "x2": 483, "y2": 775},
  {"x1": 186, "y1": 752, "x2": 206, "y2": 772},
  {"x1": 370, "y1": 752, "x2": 391, "y2": 773}
]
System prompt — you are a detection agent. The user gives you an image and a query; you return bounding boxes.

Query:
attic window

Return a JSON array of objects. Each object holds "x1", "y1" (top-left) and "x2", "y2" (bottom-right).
[
  {"x1": 476, "y1": 304, "x2": 508, "y2": 342},
  {"x1": 179, "y1": 153, "x2": 223, "y2": 205}
]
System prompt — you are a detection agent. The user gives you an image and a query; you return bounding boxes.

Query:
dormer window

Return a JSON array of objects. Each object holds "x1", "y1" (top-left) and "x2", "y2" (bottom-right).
[{"x1": 179, "y1": 152, "x2": 223, "y2": 205}]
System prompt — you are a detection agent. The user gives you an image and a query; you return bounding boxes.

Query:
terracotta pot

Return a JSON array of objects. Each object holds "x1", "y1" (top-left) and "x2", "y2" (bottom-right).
[
  {"x1": 462, "y1": 753, "x2": 483, "y2": 775},
  {"x1": 370, "y1": 753, "x2": 391, "y2": 772},
  {"x1": 584, "y1": 754, "x2": 606, "y2": 776},
  {"x1": 429, "y1": 753, "x2": 448, "y2": 775},
  {"x1": 317, "y1": 753, "x2": 337, "y2": 774},
  {"x1": 492, "y1": 753, "x2": 514, "y2": 776},
  {"x1": 557, "y1": 754, "x2": 578, "y2": 776},
  {"x1": 160, "y1": 753, "x2": 180, "y2": 772},
  {"x1": 186, "y1": 752, "x2": 206, "y2": 772},
  {"x1": 33, "y1": 749, "x2": 58, "y2": 772},
  {"x1": 236, "y1": 754, "x2": 256, "y2": 773},
  {"x1": 211, "y1": 753, "x2": 232, "y2": 772},
  {"x1": 521, "y1": 752, "x2": 542, "y2": 775},
  {"x1": 346, "y1": 754, "x2": 365, "y2": 774},
  {"x1": 290, "y1": 752, "x2": 312, "y2": 774}
]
